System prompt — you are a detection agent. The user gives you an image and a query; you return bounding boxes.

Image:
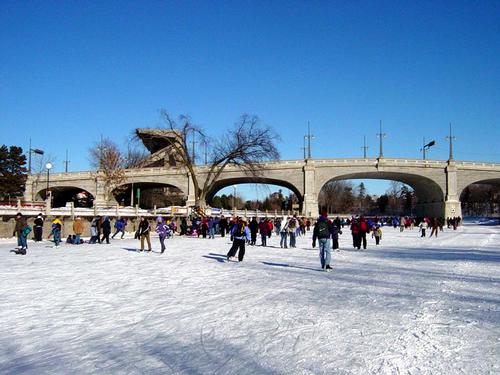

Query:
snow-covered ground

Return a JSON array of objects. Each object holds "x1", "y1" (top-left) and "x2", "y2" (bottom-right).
[{"x1": 1, "y1": 225, "x2": 499, "y2": 374}]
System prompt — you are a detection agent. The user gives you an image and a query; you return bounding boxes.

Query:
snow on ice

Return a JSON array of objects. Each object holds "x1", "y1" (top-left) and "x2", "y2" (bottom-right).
[{"x1": 0, "y1": 224, "x2": 499, "y2": 374}]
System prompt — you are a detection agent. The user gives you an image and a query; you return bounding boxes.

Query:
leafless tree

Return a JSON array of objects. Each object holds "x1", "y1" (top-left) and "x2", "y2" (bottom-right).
[
  {"x1": 151, "y1": 110, "x2": 280, "y2": 207},
  {"x1": 123, "y1": 143, "x2": 148, "y2": 169},
  {"x1": 88, "y1": 138, "x2": 126, "y2": 205}
]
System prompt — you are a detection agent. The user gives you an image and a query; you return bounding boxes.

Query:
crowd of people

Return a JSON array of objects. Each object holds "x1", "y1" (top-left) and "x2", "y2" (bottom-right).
[{"x1": 10, "y1": 211, "x2": 462, "y2": 272}]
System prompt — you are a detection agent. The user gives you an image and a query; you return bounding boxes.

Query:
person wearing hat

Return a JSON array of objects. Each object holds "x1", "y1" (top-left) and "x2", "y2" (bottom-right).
[{"x1": 226, "y1": 217, "x2": 251, "y2": 262}]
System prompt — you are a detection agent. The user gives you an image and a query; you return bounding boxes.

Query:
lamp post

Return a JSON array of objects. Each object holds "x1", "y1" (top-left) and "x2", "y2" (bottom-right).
[
  {"x1": 233, "y1": 185, "x2": 237, "y2": 212},
  {"x1": 45, "y1": 162, "x2": 53, "y2": 205},
  {"x1": 28, "y1": 139, "x2": 44, "y2": 174},
  {"x1": 421, "y1": 138, "x2": 436, "y2": 160}
]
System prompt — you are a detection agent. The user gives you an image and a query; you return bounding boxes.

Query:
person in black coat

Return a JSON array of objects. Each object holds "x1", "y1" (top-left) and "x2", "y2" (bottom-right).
[
  {"x1": 218, "y1": 216, "x2": 229, "y2": 237},
  {"x1": 34, "y1": 213, "x2": 44, "y2": 242},
  {"x1": 100, "y1": 216, "x2": 112, "y2": 244}
]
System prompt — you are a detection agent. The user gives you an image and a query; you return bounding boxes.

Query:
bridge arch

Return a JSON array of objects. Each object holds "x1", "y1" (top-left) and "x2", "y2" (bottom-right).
[
  {"x1": 113, "y1": 181, "x2": 185, "y2": 209},
  {"x1": 317, "y1": 171, "x2": 445, "y2": 217},
  {"x1": 459, "y1": 177, "x2": 500, "y2": 217},
  {"x1": 205, "y1": 177, "x2": 303, "y2": 209},
  {"x1": 35, "y1": 186, "x2": 95, "y2": 208}
]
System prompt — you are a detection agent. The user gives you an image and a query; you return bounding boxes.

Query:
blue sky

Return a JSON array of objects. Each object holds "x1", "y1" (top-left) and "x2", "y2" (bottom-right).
[{"x1": 1, "y1": 1, "x2": 499, "y2": 199}]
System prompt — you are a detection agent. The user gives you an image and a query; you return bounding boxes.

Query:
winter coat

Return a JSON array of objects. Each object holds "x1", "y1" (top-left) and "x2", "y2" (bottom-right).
[
  {"x1": 156, "y1": 221, "x2": 169, "y2": 238},
  {"x1": 101, "y1": 217, "x2": 111, "y2": 234},
  {"x1": 51, "y1": 218, "x2": 62, "y2": 232},
  {"x1": 249, "y1": 219, "x2": 259, "y2": 234},
  {"x1": 34, "y1": 216, "x2": 44, "y2": 228},
  {"x1": 230, "y1": 223, "x2": 251, "y2": 241},
  {"x1": 312, "y1": 216, "x2": 331, "y2": 242},
  {"x1": 259, "y1": 221, "x2": 269, "y2": 236},
  {"x1": 115, "y1": 219, "x2": 125, "y2": 231},
  {"x1": 138, "y1": 220, "x2": 150, "y2": 235},
  {"x1": 73, "y1": 219, "x2": 85, "y2": 235},
  {"x1": 14, "y1": 216, "x2": 27, "y2": 236}
]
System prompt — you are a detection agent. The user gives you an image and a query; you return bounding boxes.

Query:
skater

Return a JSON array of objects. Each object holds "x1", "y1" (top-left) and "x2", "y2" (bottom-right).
[
  {"x1": 100, "y1": 216, "x2": 111, "y2": 244},
  {"x1": 156, "y1": 217, "x2": 168, "y2": 253},
  {"x1": 372, "y1": 225, "x2": 382, "y2": 245},
  {"x1": 280, "y1": 216, "x2": 289, "y2": 248},
  {"x1": 137, "y1": 216, "x2": 152, "y2": 252},
  {"x1": 331, "y1": 222, "x2": 341, "y2": 251},
  {"x1": 419, "y1": 221, "x2": 427, "y2": 237},
  {"x1": 430, "y1": 217, "x2": 439, "y2": 238},
  {"x1": 219, "y1": 216, "x2": 229, "y2": 237},
  {"x1": 226, "y1": 218, "x2": 251, "y2": 262},
  {"x1": 351, "y1": 218, "x2": 361, "y2": 249},
  {"x1": 89, "y1": 217, "x2": 100, "y2": 244},
  {"x1": 259, "y1": 218, "x2": 268, "y2": 246},
  {"x1": 359, "y1": 216, "x2": 369, "y2": 250},
  {"x1": 312, "y1": 212, "x2": 332, "y2": 271},
  {"x1": 208, "y1": 217, "x2": 216, "y2": 239},
  {"x1": 288, "y1": 215, "x2": 297, "y2": 248},
  {"x1": 33, "y1": 213, "x2": 44, "y2": 242},
  {"x1": 73, "y1": 216, "x2": 84, "y2": 245},
  {"x1": 13, "y1": 212, "x2": 30, "y2": 254},
  {"x1": 249, "y1": 217, "x2": 258, "y2": 245},
  {"x1": 51, "y1": 217, "x2": 63, "y2": 248},
  {"x1": 112, "y1": 217, "x2": 126, "y2": 239}
]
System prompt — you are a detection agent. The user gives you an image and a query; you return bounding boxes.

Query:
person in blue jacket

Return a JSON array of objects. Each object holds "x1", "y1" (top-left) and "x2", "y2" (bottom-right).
[
  {"x1": 112, "y1": 217, "x2": 126, "y2": 239},
  {"x1": 226, "y1": 217, "x2": 251, "y2": 262}
]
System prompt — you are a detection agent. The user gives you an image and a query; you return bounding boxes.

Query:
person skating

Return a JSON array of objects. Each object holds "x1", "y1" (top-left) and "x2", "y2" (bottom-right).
[
  {"x1": 33, "y1": 213, "x2": 44, "y2": 242},
  {"x1": 73, "y1": 216, "x2": 84, "y2": 245},
  {"x1": 100, "y1": 217, "x2": 111, "y2": 244},
  {"x1": 312, "y1": 212, "x2": 332, "y2": 271},
  {"x1": 137, "y1": 216, "x2": 152, "y2": 252},
  {"x1": 89, "y1": 217, "x2": 100, "y2": 244},
  {"x1": 226, "y1": 218, "x2": 251, "y2": 262},
  {"x1": 13, "y1": 212, "x2": 30, "y2": 255},
  {"x1": 288, "y1": 215, "x2": 297, "y2": 248},
  {"x1": 112, "y1": 217, "x2": 126, "y2": 239},
  {"x1": 249, "y1": 217, "x2": 258, "y2": 245},
  {"x1": 51, "y1": 217, "x2": 63, "y2": 248},
  {"x1": 358, "y1": 216, "x2": 369, "y2": 250},
  {"x1": 372, "y1": 225, "x2": 382, "y2": 245},
  {"x1": 156, "y1": 217, "x2": 168, "y2": 253},
  {"x1": 219, "y1": 216, "x2": 228, "y2": 237},
  {"x1": 280, "y1": 216, "x2": 289, "y2": 248},
  {"x1": 331, "y1": 222, "x2": 341, "y2": 251},
  {"x1": 419, "y1": 221, "x2": 427, "y2": 237},
  {"x1": 259, "y1": 218, "x2": 268, "y2": 246},
  {"x1": 350, "y1": 218, "x2": 361, "y2": 249}
]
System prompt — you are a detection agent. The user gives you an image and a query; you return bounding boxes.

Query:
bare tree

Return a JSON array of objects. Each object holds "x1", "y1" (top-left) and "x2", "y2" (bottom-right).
[
  {"x1": 89, "y1": 138, "x2": 126, "y2": 205},
  {"x1": 151, "y1": 111, "x2": 280, "y2": 207},
  {"x1": 123, "y1": 143, "x2": 148, "y2": 169}
]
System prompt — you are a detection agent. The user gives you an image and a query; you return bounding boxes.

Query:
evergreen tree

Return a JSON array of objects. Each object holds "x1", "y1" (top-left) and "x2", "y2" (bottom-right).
[{"x1": 0, "y1": 145, "x2": 28, "y2": 200}]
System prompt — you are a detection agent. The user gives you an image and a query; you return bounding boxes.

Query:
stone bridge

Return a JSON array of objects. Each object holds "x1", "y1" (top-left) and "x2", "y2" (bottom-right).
[{"x1": 25, "y1": 157, "x2": 500, "y2": 218}]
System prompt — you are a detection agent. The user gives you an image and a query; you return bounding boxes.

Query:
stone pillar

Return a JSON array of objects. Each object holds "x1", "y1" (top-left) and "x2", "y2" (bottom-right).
[
  {"x1": 185, "y1": 173, "x2": 196, "y2": 207},
  {"x1": 302, "y1": 160, "x2": 319, "y2": 218},
  {"x1": 444, "y1": 162, "x2": 462, "y2": 218}
]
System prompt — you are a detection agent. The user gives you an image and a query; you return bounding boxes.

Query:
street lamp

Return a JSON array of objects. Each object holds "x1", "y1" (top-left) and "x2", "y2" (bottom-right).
[
  {"x1": 233, "y1": 185, "x2": 237, "y2": 211},
  {"x1": 45, "y1": 162, "x2": 52, "y2": 202},
  {"x1": 28, "y1": 138, "x2": 44, "y2": 173},
  {"x1": 421, "y1": 138, "x2": 436, "y2": 160}
]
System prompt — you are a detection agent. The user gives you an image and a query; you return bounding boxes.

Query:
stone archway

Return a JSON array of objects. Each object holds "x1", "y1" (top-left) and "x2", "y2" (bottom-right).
[
  {"x1": 205, "y1": 177, "x2": 303, "y2": 211},
  {"x1": 35, "y1": 186, "x2": 95, "y2": 208},
  {"x1": 317, "y1": 171, "x2": 445, "y2": 217}
]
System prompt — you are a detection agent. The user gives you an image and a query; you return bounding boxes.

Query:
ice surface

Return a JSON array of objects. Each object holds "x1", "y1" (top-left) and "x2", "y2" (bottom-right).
[{"x1": 1, "y1": 225, "x2": 499, "y2": 374}]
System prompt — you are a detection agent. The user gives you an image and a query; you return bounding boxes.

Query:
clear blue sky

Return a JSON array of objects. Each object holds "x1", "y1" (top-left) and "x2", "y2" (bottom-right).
[{"x1": 1, "y1": 1, "x2": 499, "y2": 199}]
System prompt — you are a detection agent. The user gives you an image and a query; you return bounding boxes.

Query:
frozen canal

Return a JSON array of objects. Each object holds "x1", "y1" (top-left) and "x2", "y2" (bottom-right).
[{"x1": 1, "y1": 224, "x2": 499, "y2": 374}]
